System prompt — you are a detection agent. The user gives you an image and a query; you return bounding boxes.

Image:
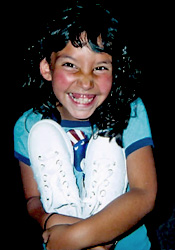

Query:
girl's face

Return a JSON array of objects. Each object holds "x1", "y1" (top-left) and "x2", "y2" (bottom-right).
[{"x1": 49, "y1": 40, "x2": 112, "y2": 121}]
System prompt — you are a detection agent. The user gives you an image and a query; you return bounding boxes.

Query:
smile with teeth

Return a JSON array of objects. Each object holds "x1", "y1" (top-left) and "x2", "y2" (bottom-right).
[{"x1": 68, "y1": 93, "x2": 95, "y2": 104}]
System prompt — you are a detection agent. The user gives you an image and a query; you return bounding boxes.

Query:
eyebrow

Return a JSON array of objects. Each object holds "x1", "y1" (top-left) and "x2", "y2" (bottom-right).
[
  {"x1": 56, "y1": 55, "x2": 78, "y2": 62},
  {"x1": 56, "y1": 55, "x2": 112, "y2": 65},
  {"x1": 96, "y1": 60, "x2": 112, "y2": 65}
]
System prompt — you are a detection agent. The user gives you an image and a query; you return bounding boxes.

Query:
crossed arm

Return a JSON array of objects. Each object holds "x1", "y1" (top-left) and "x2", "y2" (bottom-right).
[{"x1": 20, "y1": 146, "x2": 157, "y2": 250}]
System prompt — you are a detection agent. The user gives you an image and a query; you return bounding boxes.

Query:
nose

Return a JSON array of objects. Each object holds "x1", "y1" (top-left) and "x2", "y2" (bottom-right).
[{"x1": 77, "y1": 75, "x2": 94, "y2": 90}]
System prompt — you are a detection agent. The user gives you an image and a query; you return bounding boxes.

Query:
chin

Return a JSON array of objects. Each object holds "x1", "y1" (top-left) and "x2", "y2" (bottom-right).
[
  {"x1": 71, "y1": 112, "x2": 92, "y2": 121},
  {"x1": 74, "y1": 116, "x2": 90, "y2": 121}
]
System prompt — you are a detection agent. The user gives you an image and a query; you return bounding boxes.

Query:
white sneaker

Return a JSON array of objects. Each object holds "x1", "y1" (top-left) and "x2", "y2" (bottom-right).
[
  {"x1": 28, "y1": 119, "x2": 81, "y2": 217},
  {"x1": 82, "y1": 136, "x2": 128, "y2": 218}
]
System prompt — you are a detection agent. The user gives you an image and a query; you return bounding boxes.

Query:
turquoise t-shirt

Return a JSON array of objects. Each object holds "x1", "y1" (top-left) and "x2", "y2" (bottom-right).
[{"x1": 14, "y1": 97, "x2": 153, "y2": 250}]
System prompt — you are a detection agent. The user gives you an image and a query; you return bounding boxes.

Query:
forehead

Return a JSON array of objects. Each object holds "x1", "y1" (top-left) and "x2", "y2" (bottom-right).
[{"x1": 52, "y1": 40, "x2": 112, "y2": 63}]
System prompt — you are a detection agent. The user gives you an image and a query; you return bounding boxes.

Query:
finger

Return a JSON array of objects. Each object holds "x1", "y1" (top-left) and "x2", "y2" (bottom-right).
[{"x1": 42, "y1": 230, "x2": 50, "y2": 244}]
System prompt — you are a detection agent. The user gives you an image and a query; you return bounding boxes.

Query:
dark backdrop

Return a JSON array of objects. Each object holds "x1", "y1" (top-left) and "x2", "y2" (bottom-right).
[{"x1": 5, "y1": 1, "x2": 174, "y2": 249}]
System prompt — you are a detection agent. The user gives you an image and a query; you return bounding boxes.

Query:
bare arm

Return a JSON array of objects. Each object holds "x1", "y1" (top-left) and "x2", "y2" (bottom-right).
[
  {"x1": 20, "y1": 161, "x2": 108, "y2": 250},
  {"x1": 44, "y1": 146, "x2": 157, "y2": 249},
  {"x1": 19, "y1": 161, "x2": 82, "y2": 229}
]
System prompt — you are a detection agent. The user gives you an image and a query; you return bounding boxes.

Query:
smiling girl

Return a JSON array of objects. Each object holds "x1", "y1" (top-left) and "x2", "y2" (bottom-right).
[
  {"x1": 14, "y1": 2, "x2": 157, "y2": 250},
  {"x1": 41, "y1": 37, "x2": 112, "y2": 121}
]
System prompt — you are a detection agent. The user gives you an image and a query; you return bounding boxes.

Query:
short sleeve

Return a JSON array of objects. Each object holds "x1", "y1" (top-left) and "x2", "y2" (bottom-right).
[
  {"x1": 14, "y1": 109, "x2": 42, "y2": 165},
  {"x1": 123, "y1": 98, "x2": 154, "y2": 157}
]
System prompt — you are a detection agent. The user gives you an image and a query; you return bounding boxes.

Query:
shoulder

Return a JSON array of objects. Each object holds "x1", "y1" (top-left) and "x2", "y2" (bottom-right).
[
  {"x1": 14, "y1": 109, "x2": 42, "y2": 135},
  {"x1": 130, "y1": 97, "x2": 147, "y2": 116},
  {"x1": 14, "y1": 109, "x2": 42, "y2": 165},
  {"x1": 123, "y1": 98, "x2": 154, "y2": 157}
]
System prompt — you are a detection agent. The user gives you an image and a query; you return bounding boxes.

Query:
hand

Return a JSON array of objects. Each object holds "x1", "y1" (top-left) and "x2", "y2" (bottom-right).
[
  {"x1": 43, "y1": 224, "x2": 113, "y2": 250},
  {"x1": 43, "y1": 224, "x2": 72, "y2": 250}
]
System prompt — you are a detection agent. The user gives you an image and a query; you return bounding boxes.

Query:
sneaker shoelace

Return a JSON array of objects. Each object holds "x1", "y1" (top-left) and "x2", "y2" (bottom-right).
[{"x1": 82, "y1": 158, "x2": 117, "y2": 216}]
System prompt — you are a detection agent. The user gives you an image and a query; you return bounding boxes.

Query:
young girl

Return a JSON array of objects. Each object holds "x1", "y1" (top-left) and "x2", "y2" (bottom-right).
[{"x1": 14, "y1": 2, "x2": 157, "y2": 250}]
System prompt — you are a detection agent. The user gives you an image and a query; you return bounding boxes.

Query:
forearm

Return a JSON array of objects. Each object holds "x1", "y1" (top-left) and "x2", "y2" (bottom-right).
[
  {"x1": 27, "y1": 196, "x2": 81, "y2": 229},
  {"x1": 69, "y1": 147, "x2": 157, "y2": 249},
  {"x1": 70, "y1": 188, "x2": 156, "y2": 249},
  {"x1": 43, "y1": 147, "x2": 157, "y2": 250},
  {"x1": 27, "y1": 196, "x2": 48, "y2": 228}
]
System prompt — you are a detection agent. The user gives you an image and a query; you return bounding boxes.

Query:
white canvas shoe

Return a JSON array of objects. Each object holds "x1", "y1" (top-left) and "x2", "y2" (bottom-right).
[
  {"x1": 28, "y1": 119, "x2": 81, "y2": 217},
  {"x1": 82, "y1": 135, "x2": 128, "y2": 218}
]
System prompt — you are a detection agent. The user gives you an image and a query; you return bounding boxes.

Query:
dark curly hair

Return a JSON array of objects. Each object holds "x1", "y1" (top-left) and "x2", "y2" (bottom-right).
[{"x1": 23, "y1": 2, "x2": 141, "y2": 146}]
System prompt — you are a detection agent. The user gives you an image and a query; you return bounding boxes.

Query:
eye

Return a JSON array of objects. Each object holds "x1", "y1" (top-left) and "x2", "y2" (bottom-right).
[
  {"x1": 62, "y1": 62, "x2": 77, "y2": 69},
  {"x1": 94, "y1": 66, "x2": 109, "y2": 72}
]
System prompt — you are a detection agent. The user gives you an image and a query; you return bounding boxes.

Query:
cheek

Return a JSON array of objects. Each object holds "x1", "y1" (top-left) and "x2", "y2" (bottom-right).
[
  {"x1": 98, "y1": 74, "x2": 113, "y2": 95},
  {"x1": 52, "y1": 70, "x2": 72, "y2": 92}
]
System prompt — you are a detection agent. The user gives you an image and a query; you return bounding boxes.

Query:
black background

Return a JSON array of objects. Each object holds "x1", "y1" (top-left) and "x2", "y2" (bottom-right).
[{"x1": 4, "y1": 1, "x2": 174, "y2": 249}]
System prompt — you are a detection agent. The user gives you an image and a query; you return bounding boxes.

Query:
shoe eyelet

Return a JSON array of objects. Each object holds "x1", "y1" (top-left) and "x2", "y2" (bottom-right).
[
  {"x1": 59, "y1": 169, "x2": 65, "y2": 177},
  {"x1": 93, "y1": 169, "x2": 97, "y2": 175},
  {"x1": 108, "y1": 169, "x2": 113, "y2": 175},
  {"x1": 100, "y1": 190, "x2": 106, "y2": 197},
  {"x1": 56, "y1": 160, "x2": 62, "y2": 166},
  {"x1": 63, "y1": 181, "x2": 69, "y2": 188},
  {"x1": 92, "y1": 181, "x2": 97, "y2": 188},
  {"x1": 90, "y1": 191, "x2": 95, "y2": 198}
]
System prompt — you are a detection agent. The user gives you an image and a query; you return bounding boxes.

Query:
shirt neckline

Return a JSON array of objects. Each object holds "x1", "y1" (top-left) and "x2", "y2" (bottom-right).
[{"x1": 61, "y1": 120, "x2": 91, "y2": 128}]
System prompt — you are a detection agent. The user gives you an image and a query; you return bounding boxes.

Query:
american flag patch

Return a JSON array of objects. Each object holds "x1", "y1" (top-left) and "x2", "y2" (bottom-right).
[{"x1": 67, "y1": 129, "x2": 86, "y2": 145}]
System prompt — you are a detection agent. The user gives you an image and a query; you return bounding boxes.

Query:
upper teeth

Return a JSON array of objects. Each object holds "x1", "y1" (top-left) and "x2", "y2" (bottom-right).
[{"x1": 69, "y1": 93, "x2": 94, "y2": 104}]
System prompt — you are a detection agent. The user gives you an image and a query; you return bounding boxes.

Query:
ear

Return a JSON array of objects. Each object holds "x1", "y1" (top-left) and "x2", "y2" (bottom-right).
[{"x1": 40, "y1": 58, "x2": 52, "y2": 81}]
